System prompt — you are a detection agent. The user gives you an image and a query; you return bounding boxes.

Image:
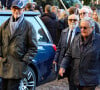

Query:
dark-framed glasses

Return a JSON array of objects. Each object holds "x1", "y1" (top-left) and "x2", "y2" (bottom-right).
[
  {"x1": 79, "y1": 12, "x2": 87, "y2": 15},
  {"x1": 68, "y1": 19, "x2": 77, "y2": 22},
  {"x1": 80, "y1": 26, "x2": 90, "y2": 30}
]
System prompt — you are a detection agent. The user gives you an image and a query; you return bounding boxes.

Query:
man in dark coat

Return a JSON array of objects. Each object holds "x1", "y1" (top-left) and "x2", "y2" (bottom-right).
[
  {"x1": 59, "y1": 17, "x2": 100, "y2": 90},
  {"x1": 0, "y1": 0, "x2": 14, "y2": 9},
  {"x1": 6, "y1": 0, "x2": 15, "y2": 9},
  {"x1": 53, "y1": 14, "x2": 80, "y2": 90},
  {"x1": 0, "y1": 0, "x2": 7, "y2": 9},
  {"x1": 41, "y1": 5, "x2": 59, "y2": 45},
  {"x1": 0, "y1": 0, "x2": 37, "y2": 90}
]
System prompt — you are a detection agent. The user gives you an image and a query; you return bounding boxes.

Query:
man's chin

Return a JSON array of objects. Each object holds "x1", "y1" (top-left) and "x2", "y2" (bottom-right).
[{"x1": 13, "y1": 15, "x2": 21, "y2": 19}]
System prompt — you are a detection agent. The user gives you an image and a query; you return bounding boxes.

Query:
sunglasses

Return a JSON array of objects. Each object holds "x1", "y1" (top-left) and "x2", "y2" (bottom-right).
[
  {"x1": 80, "y1": 26, "x2": 90, "y2": 30},
  {"x1": 79, "y1": 12, "x2": 87, "y2": 15},
  {"x1": 68, "y1": 19, "x2": 77, "y2": 22}
]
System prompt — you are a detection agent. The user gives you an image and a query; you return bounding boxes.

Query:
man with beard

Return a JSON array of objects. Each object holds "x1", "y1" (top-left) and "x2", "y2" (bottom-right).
[{"x1": 53, "y1": 14, "x2": 80, "y2": 90}]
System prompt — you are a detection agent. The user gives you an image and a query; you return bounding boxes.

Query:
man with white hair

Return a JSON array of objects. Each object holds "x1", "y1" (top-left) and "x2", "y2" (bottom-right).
[
  {"x1": 59, "y1": 17, "x2": 100, "y2": 90},
  {"x1": 79, "y1": 6, "x2": 100, "y2": 33},
  {"x1": 79, "y1": 7, "x2": 89, "y2": 19},
  {"x1": 53, "y1": 14, "x2": 80, "y2": 90}
]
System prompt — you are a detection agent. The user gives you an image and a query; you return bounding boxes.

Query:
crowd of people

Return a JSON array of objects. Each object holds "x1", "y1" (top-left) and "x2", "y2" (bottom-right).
[{"x1": 0, "y1": 0, "x2": 100, "y2": 90}]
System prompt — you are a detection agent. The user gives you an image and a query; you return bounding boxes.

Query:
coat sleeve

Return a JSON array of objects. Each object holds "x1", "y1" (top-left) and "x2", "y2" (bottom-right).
[
  {"x1": 60, "y1": 44, "x2": 72, "y2": 69},
  {"x1": 22, "y1": 23, "x2": 37, "y2": 64},
  {"x1": 54, "y1": 32, "x2": 62, "y2": 62}
]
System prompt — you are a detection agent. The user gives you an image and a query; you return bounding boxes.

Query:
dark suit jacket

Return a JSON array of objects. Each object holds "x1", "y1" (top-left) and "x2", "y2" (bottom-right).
[
  {"x1": 61, "y1": 32, "x2": 100, "y2": 86},
  {"x1": 54, "y1": 27, "x2": 80, "y2": 66},
  {"x1": 95, "y1": 21, "x2": 100, "y2": 33}
]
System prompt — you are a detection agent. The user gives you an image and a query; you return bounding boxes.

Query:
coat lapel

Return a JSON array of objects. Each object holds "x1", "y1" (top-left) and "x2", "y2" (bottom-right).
[
  {"x1": 6, "y1": 21, "x2": 11, "y2": 39},
  {"x1": 63, "y1": 28, "x2": 69, "y2": 47},
  {"x1": 2, "y1": 19, "x2": 11, "y2": 44},
  {"x1": 75, "y1": 27, "x2": 80, "y2": 35},
  {"x1": 73, "y1": 34, "x2": 81, "y2": 58}
]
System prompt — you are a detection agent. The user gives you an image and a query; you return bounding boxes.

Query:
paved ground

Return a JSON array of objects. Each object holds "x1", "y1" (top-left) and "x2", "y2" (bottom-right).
[
  {"x1": 36, "y1": 78, "x2": 100, "y2": 90},
  {"x1": 36, "y1": 78, "x2": 69, "y2": 90}
]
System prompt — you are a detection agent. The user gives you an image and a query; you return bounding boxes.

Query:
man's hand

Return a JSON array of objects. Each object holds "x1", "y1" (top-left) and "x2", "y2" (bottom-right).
[{"x1": 59, "y1": 67, "x2": 65, "y2": 77}]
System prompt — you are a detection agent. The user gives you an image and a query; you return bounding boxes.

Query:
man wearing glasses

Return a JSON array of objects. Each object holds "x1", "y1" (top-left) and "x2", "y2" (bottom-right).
[
  {"x1": 79, "y1": 7, "x2": 89, "y2": 19},
  {"x1": 79, "y1": 6, "x2": 100, "y2": 33},
  {"x1": 59, "y1": 17, "x2": 100, "y2": 90},
  {"x1": 53, "y1": 14, "x2": 80, "y2": 90}
]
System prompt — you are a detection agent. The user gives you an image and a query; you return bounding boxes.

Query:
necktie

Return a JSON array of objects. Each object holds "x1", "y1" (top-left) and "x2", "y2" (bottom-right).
[{"x1": 67, "y1": 30, "x2": 73, "y2": 48}]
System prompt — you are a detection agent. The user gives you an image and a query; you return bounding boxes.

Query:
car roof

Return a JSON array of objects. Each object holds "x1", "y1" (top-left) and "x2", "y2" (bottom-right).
[{"x1": 0, "y1": 10, "x2": 40, "y2": 16}]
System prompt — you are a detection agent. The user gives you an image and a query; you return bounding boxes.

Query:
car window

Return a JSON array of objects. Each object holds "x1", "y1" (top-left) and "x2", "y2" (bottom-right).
[
  {"x1": 25, "y1": 17, "x2": 49, "y2": 43},
  {"x1": 0, "y1": 15, "x2": 49, "y2": 43},
  {"x1": 0, "y1": 16, "x2": 10, "y2": 25}
]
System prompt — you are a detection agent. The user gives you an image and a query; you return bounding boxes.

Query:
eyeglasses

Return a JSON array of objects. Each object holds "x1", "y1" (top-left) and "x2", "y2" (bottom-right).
[
  {"x1": 79, "y1": 12, "x2": 87, "y2": 15},
  {"x1": 80, "y1": 26, "x2": 90, "y2": 30},
  {"x1": 68, "y1": 19, "x2": 77, "y2": 22}
]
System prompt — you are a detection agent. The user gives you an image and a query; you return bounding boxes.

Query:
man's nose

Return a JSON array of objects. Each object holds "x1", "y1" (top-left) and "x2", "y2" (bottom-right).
[{"x1": 71, "y1": 20, "x2": 74, "y2": 23}]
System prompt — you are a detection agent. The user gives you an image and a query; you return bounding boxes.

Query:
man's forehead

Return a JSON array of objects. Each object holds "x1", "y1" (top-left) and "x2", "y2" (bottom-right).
[
  {"x1": 68, "y1": 15, "x2": 77, "y2": 19},
  {"x1": 80, "y1": 9, "x2": 86, "y2": 13},
  {"x1": 80, "y1": 20, "x2": 89, "y2": 25}
]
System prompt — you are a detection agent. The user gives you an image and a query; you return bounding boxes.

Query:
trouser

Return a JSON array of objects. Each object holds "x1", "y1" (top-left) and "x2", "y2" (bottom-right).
[
  {"x1": 68, "y1": 76, "x2": 77, "y2": 90},
  {"x1": 1, "y1": 78, "x2": 21, "y2": 90},
  {"x1": 57, "y1": 66, "x2": 77, "y2": 90},
  {"x1": 77, "y1": 86, "x2": 96, "y2": 90}
]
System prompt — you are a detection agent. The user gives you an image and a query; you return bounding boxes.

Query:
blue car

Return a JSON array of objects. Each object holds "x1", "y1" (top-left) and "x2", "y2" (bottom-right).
[{"x1": 0, "y1": 10, "x2": 57, "y2": 90}]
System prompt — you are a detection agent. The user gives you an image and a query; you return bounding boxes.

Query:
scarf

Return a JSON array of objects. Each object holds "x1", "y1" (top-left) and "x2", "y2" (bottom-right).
[{"x1": 10, "y1": 14, "x2": 24, "y2": 35}]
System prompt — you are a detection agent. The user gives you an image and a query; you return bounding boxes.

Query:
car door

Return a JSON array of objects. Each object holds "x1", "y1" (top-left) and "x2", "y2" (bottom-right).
[{"x1": 25, "y1": 16, "x2": 57, "y2": 83}]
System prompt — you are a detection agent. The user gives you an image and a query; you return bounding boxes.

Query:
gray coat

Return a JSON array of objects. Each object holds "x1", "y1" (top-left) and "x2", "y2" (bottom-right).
[{"x1": 0, "y1": 18, "x2": 37, "y2": 79}]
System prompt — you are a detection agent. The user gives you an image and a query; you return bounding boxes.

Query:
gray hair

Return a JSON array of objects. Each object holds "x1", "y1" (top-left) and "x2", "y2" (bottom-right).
[
  {"x1": 80, "y1": 17, "x2": 94, "y2": 27},
  {"x1": 79, "y1": 7, "x2": 89, "y2": 13},
  {"x1": 80, "y1": 6, "x2": 93, "y2": 18},
  {"x1": 83, "y1": 6, "x2": 93, "y2": 13}
]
